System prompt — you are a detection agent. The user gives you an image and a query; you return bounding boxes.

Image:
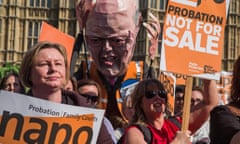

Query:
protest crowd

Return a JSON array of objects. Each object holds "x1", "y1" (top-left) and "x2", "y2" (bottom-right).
[{"x1": 1, "y1": 0, "x2": 239, "y2": 144}]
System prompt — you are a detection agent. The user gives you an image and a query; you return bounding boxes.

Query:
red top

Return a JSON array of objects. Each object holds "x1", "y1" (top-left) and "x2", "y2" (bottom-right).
[
  {"x1": 125, "y1": 118, "x2": 181, "y2": 144},
  {"x1": 148, "y1": 118, "x2": 180, "y2": 144}
]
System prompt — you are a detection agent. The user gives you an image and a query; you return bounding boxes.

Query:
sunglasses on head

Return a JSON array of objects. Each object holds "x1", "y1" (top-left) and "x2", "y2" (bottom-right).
[
  {"x1": 79, "y1": 93, "x2": 99, "y2": 103},
  {"x1": 145, "y1": 90, "x2": 167, "y2": 99}
]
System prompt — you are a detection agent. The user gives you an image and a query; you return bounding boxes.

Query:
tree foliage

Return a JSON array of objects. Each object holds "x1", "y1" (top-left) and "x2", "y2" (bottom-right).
[{"x1": 0, "y1": 63, "x2": 20, "y2": 80}]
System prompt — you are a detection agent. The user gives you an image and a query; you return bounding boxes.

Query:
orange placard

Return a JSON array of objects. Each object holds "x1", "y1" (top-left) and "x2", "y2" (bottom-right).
[
  {"x1": 160, "y1": 0, "x2": 229, "y2": 80},
  {"x1": 0, "y1": 112, "x2": 94, "y2": 144},
  {"x1": 39, "y1": 22, "x2": 75, "y2": 67},
  {"x1": 172, "y1": 73, "x2": 187, "y2": 85},
  {"x1": 159, "y1": 72, "x2": 176, "y2": 116}
]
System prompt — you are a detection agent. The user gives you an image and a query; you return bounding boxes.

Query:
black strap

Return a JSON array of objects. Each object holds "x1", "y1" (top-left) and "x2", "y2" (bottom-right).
[
  {"x1": 134, "y1": 124, "x2": 152, "y2": 144},
  {"x1": 168, "y1": 116, "x2": 182, "y2": 129},
  {"x1": 147, "y1": 59, "x2": 153, "y2": 79},
  {"x1": 70, "y1": 33, "x2": 84, "y2": 77},
  {"x1": 117, "y1": 124, "x2": 152, "y2": 144}
]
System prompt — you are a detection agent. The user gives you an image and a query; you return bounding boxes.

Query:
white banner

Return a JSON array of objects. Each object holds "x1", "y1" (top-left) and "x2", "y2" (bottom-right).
[{"x1": 0, "y1": 90, "x2": 105, "y2": 144}]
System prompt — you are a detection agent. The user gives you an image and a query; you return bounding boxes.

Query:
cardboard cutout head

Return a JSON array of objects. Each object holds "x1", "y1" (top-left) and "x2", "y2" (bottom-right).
[
  {"x1": 76, "y1": 0, "x2": 141, "y2": 78},
  {"x1": 76, "y1": 0, "x2": 141, "y2": 33}
]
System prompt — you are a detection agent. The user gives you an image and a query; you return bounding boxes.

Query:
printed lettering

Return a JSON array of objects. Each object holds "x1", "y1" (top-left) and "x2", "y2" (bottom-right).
[{"x1": 0, "y1": 110, "x2": 93, "y2": 143}]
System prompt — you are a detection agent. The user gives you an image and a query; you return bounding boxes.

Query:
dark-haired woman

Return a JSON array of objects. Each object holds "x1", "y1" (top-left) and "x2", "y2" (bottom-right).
[
  {"x1": 0, "y1": 71, "x2": 25, "y2": 94},
  {"x1": 123, "y1": 79, "x2": 217, "y2": 144},
  {"x1": 210, "y1": 56, "x2": 240, "y2": 144}
]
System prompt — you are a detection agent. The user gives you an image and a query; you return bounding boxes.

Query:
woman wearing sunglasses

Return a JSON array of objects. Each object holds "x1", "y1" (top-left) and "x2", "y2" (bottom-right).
[
  {"x1": 77, "y1": 79, "x2": 117, "y2": 144},
  {"x1": 77, "y1": 79, "x2": 101, "y2": 108},
  {"x1": 122, "y1": 79, "x2": 217, "y2": 144}
]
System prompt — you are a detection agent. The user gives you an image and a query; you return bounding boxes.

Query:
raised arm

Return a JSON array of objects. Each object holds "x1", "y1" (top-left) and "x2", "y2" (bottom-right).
[{"x1": 189, "y1": 79, "x2": 218, "y2": 133}]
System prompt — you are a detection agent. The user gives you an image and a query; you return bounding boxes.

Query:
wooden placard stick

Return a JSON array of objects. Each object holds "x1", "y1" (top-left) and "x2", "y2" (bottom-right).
[{"x1": 181, "y1": 76, "x2": 193, "y2": 131}]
